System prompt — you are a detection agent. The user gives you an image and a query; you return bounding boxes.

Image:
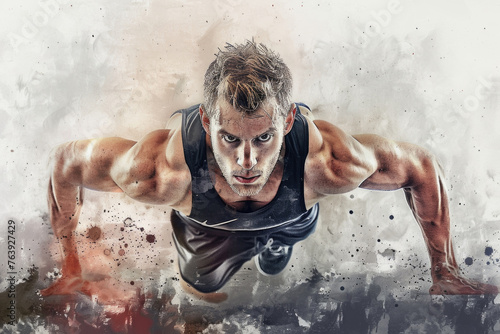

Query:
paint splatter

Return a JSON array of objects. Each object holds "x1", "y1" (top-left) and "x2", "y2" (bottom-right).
[
  {"x1": 485, "y1": 247, "x2": 493, "y2": 256},
  {"x1": 146, "y1": 234, "x2": 156, "y2": 243},
  {"x1": 87, "y1": 226, "x2": 102, "y2": 241}
]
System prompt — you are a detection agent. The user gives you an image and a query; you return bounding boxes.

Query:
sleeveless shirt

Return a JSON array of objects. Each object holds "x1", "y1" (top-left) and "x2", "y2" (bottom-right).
[{"x1": 174, "y1": 103, "x2": 318, "y2": 232}]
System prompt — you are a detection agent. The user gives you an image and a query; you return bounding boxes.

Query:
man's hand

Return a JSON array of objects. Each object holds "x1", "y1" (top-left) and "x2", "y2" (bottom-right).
[
  {"x1": 40, "y1": 276, "x2": 84, "y2": 297},
  {"x1": 429, "y1": 263, "x2": 498, "y2": 295},
  {"x1": 41, "y1": 275, "x2": 139, "y2": 304},
  {"x1": 430, "y1": 279, "x2": 499, "y2": 295}
]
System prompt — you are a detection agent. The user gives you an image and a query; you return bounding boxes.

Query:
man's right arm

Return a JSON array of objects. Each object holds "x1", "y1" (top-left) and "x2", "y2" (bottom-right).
[
  {"x1": 48, "y1": 137, "x2": 134, "y2": 244},
  {"x1": 45, "y1": 130, "x2": 190, "y2": 284}
]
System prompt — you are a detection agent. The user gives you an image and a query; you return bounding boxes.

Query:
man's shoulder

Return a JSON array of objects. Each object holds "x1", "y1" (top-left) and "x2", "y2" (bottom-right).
[
  {"x1": 306, "y1": 117, "x2": 356, "y2": 158},
  {"x1": 125, "y1": 126, "x2": 187, "y2": 175}
]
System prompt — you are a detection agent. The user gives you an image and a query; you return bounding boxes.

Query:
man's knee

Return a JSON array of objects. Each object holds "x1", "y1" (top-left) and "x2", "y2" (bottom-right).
[{"x1": 179, "y1": 278, "x2": 228, "y2": 303}]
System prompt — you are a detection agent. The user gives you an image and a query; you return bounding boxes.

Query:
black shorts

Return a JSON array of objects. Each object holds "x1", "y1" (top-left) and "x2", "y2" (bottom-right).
[{"x1": 170, "y1": 204, "x2": 319, "y2": 293}]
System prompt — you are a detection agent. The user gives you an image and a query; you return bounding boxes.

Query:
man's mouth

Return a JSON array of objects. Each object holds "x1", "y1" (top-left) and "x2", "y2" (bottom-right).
[{"x1": 234, "y1": 175, "x2": 260, "y2": 184}]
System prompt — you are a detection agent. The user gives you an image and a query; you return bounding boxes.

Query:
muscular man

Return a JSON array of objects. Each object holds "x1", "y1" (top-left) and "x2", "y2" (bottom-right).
[{"x1": 42, "y1": 41, "x2": 498, "y2": 298}]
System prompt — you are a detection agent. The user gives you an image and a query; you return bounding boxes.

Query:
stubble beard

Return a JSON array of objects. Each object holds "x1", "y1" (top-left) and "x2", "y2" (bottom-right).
[{"x1": 214, "y1": 146, "x2": 283, "y2": 197}]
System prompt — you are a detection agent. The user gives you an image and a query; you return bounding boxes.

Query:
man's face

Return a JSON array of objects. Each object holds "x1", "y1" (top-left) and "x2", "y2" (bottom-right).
[{"x1": 206, "y1": 101, "x2": 288, "y2": 197}]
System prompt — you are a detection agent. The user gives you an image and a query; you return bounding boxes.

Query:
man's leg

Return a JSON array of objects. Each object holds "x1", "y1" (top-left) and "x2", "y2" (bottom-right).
[
  {"x1": 170, "y1": 211, "x2": 266, "y2": 297},
  {"x1": 256, "y1": 203, "x2": 320, "y2": 276},
  {"x1": 255, "y1": 238, "x2": 293, "y2": 276}
]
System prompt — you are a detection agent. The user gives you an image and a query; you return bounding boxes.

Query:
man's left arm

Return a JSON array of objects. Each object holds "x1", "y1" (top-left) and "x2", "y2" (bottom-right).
[
  {"x1": 357, "y1": 133, "x2": 499, "y2": 294},
  {"x1": 307, "y1": 119, "x2": 498, "y2": 295}
]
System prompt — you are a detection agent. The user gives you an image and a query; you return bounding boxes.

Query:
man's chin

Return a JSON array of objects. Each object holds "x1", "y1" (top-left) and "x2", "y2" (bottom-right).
[{"x1": 230, "y1": 183, "x2": 264, "y2": 197}]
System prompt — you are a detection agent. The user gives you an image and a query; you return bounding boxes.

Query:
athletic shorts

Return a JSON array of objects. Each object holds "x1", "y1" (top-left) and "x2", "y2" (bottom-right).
[{"x1": 170, "y1": 204, "x2": 319, "y2": 293}]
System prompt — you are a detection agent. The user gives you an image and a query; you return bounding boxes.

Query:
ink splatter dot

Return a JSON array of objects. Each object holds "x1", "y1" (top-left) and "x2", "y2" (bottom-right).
[
  {"x1": 465, "y1": 257, "x2": 473, "y2": 266},
  {"x1": 389, "y1": 215, "x2": 394, "y2": 220},
  {"x1": 87, "y1": 226, "x2": 101, "y2": 241},
  {"x1": 340, "y1": 286, "x2": 345, "y2": 291},
  {"x1": 146, "y1": 234, "x2": 156, "y2": 243},
  {"x1": 349, "y1": 210, "x2": 354, "y2": 214},
  {"x1": 118, "y1": 249, "x2": 125, "y2": 256},
  {"x1": 485, "y1": 247, "x2": 493, "y2": 256},
  {"x1": 130, "y1": 281, "x2": 135, "y2": 285}
]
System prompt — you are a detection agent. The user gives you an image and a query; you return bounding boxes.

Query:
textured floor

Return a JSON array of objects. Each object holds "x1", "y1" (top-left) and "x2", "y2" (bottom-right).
[{"x1": 1, "y1": 268, "x2": 500, "y2": 333}]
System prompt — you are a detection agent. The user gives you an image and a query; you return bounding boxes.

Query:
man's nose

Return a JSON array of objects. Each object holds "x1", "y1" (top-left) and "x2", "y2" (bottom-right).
[{"x1": 236, "y1": 142, "x2": 257, "y2": 170}]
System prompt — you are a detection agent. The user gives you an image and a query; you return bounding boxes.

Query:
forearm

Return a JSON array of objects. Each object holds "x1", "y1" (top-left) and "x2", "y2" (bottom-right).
[
  {"x1": 402, "y1": 155, "x2": 459, "y2": 279},
  {"x1": 47, "y1": 142, "x2": 90, "y2": 237},
  {"x1": 48, "y1": 175, "x2": 83, "y2": 238},
  {"x1": 47, "y1": 139, "x2": 114, "y2": 275},
  {"x1": 47, "y1": 170, "x2": 85, "y2": 276}
]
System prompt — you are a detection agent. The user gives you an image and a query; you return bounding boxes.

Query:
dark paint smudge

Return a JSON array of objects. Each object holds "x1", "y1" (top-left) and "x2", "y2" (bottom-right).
[
  {"x1": 87, "y1": 226, "x2": 101, "y2": 241},
  {"x1": 485, "y1": 247, "x2": 494, "y2": 256}
]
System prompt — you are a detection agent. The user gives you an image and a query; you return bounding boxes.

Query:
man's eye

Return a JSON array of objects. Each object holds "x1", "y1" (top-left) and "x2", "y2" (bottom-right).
[
  {"x1": 257, "y1": 133, "x2": 272, "y2": 142},
  {"x1": 223, "y1": 135, "x2": 238, "y2": 143}
]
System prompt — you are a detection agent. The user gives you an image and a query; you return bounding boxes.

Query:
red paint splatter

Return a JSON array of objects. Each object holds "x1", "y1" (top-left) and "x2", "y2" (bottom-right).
[{"x1": 146, "y1": 234, "x2": 156, "y2": 243}]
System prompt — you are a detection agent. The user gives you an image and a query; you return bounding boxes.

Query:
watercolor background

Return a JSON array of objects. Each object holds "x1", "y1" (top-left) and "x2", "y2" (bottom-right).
[{"x1": 1, "y1": 0, "x2": 500, "y2": 332}]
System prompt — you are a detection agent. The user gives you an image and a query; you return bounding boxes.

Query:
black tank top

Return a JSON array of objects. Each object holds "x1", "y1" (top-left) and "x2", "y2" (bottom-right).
[{"x1": 175, "y1": 103, "x2": 317, "y2": 232}]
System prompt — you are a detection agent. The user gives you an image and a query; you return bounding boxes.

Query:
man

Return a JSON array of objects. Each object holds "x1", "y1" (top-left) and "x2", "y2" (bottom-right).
[{"x1": 41, "y1": 41, "x2": 498, "y2": 299}]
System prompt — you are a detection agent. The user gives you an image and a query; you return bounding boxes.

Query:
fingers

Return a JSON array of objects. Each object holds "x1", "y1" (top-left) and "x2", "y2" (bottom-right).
[
  {"x1": 40, "y1": 276, "x2": 84, "y2": 296},
  {"x1": 430, "y1": 280, "x2": 499, "y2": 295}
]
